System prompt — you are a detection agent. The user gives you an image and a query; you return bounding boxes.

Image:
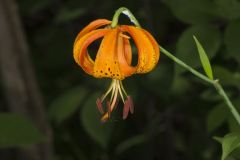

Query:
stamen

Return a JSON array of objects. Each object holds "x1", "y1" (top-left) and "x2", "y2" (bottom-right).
[
  {"x1": 110, "y1": 85, "x2": 118, "y2": 111},
  {"x1": 120, "y1": 81, "x2": 128, "y2": 96},
  {"x1": 119, "y1": 33, "x2": 130, "y2": 39},
  {"x1": 107, "y1": 101, "x2": 111, "y2": 118},
  {"x1": 114, "y1": 98, "x2": 120, "y2": 110},
  {"x1": 117, "y1": 80, "x2": 125, "y2": 102},
  {"x1": 96, "y1": 98, "x2": 104, "y2": 114},
  {"x1": 123, "y1": 99, "x2": 130, "y2": 119},
  {"x1": 128, "y1": 96, "x2": 134, "y2": 114},
  {"x1": 101, "y1": 113, "x2": 109, "y2": 122},
  {"x1": 98, "y1": 79, "x2": 133, "y2": 122},
  {"x1": 122, "y1": 96, "x2": 134, "y2": 120},
  {"x1": 110, "y1": 80, "x2": 117, "y2": 102},
  {"x1": 101, "y1": 80, "x2": 114, "y2": 101}
]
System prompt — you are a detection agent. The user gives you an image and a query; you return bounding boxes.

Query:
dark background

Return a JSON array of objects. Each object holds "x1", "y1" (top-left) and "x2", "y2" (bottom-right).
[{"x1": 0, "y1": 0, "x2": 240, "y2": 160}]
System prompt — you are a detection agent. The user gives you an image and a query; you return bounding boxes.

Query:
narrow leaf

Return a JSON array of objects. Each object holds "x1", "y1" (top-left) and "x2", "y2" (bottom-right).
[
  {"x1": 193, "y1": 35, "x2": 214, "y2": 80},
  {"x1": 176, "y1": 24, "x2": 220, "y2": 74}
]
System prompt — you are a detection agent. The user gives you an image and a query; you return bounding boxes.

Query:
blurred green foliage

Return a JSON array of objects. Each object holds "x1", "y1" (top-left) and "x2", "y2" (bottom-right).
[
  {"x1": 0, "y1": 113, "x2": 45, "y2": 148},
  {"x1": 1, "y1": 0, "x2": 240, "y2": 159},
  {"x1": 215, "y1": 132, "x2": 240, "y2": 160}
]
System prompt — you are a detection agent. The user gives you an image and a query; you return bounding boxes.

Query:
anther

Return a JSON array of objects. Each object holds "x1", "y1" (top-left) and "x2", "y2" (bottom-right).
[
  {"x1": 128, "y1": 96, "x2": 134, "y2": 114},
  {"x1": 96, "y1": 98, "x2": 104, "y2": 114},
  {"x1": 123, "y1": 99, "x2": 130, "y2": 120}
]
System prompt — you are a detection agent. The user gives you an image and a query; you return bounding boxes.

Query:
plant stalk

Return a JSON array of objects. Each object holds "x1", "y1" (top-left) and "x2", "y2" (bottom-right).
[{"x1": 111, "y1": 7, "x2": 240, "y2": 125}]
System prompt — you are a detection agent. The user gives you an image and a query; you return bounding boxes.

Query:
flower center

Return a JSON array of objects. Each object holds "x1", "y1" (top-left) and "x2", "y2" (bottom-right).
[{"x1": 96, "y1": 79, "x2": 134, "y2": 122}]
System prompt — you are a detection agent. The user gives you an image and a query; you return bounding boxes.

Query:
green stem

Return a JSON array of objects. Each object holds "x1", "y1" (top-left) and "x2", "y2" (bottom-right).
[
  {"x1": 160, "y1": 46, "x2": 214, "y2": 84},
  {"x1": 161, "y1": 46, "x2": 240, "y2": 125},
  {"x1": 111, "y1": 7, "x2": 141, "y2": 28},
  {"x1": 111, "y1": 7, "x2": 240, "y2": 125},
  {"x1": 214, "y1": 81, "x2": 240, "y2": 124}
]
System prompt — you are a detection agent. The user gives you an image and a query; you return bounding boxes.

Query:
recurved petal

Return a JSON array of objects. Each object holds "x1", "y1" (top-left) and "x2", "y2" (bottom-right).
[
  {"x1": 142, "y1": 29, "x2": 160, "y2": 65},
  {"x1": 73, "y1": 29, "x2": 110, "y2": 75},
  {"x1": 74, "y1": 19, "x2": 111, "y2": 45},
  {"x1": 124, "y1": 38, "x2": 132, "y2": 65},
  {"x1": 120, "y1": 25, "x2": 159, "y2": 74},
  {"x1": 93, "y1": 28, "x2": 124, "y2": 80},
  {"x1": 117, "y1": 33, "x2": 136, "y2": 77}
]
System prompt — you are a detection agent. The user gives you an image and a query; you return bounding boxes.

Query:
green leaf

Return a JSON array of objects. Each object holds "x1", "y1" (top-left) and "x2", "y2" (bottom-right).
[
  {"x1": 163, "y1": 0, "x2": 217, "y2": 24},
  {"x1": 213, "y1": 136, "x2": 223, "y2": 143},
  {"x1": 48, "y1": 86, "x2": 88, "y2": 124},
  {"x1": 176, "y1": 24, "x2": 221, "y2": 74},
  {"x1": 207, "y1": 104, "x2": 229, "y2": 133},
  {"x1": 193, "y1": 36, "x2": 214, "y2": 80},
  {"x1": 0, "y1": 113, "x2": 45, "y2": 148},
  {"x1": 219, "y1": 133, "x2": 240, "y2": 160},
  {"x1": 224, "y1": 21, "x2": 240, "y2": 63},
  {"x1": 81, "y1": 93, "x2": 113, "y2": 149},
  {"x1": 115, "y1": 134, "x2": 147, "y2": 154}
]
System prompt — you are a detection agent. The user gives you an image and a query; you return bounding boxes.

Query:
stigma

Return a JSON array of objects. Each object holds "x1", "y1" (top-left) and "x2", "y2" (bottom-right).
[{"x1": 96, "y1": 79, "x2": 134, "y2": 122}]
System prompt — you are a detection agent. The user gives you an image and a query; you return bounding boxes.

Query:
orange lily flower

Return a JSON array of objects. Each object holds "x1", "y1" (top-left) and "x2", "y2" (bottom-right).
[{"x1": 73, "y1": 19, "x2": 160, "y2": 122}]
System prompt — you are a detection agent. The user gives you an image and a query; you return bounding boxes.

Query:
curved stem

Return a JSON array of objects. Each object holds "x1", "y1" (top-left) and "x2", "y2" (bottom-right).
[
  {"x1": 160, "y1": 46, "x2": 214, "y2": 84},
  {"x1": 160, "y1": 46, "x2": 240, "y2": 125},
  {"x1": 111, "y1": 7, "x2": 240, "y2": 125},
  {"x1": 111, "y1": 7, "x2": 141, "y2": 28}
]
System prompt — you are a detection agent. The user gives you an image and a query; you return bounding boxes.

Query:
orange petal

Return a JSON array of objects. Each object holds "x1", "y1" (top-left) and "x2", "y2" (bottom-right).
[
  {"x1": 123, "y1": 38, "x2": 132, "y2": 65},
  {"x1": 93, "y1": 28, "x2": 124, "y2": 80},
  {"x1": 74, "y1": 19, "x2": 111, "y2": 45},
  {"x1": 117, "y1": 33, "x2": 136, "y2": 77},
  {"x1": 73, "y1": 29, "x2": 110, "y2": 75},
  {"x1": 141, "y1": 29, "x2": 160, "y2": 66},
  {"x1": 120, "y1": 26, "x2": 159, "y2": 74},
  {"x1": 119, "y1": 33, "x2": 132, "y2": 65}
]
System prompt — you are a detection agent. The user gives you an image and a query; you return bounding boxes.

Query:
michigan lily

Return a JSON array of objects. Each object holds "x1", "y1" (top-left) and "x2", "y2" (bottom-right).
[{"x1": 73, "y1": 19, "x2": 160, "y2": 122}]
